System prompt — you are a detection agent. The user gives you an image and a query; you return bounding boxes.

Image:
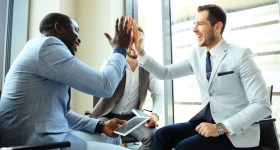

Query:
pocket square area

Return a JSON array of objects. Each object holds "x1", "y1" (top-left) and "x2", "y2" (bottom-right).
[{"x1": 217, "y1": 71, "x2": 234, "y2": 76}]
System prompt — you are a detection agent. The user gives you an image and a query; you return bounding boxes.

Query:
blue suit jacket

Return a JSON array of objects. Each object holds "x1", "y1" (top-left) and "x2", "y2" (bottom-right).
[
  {"x1": 0, "y1": 36, "x2": 126, "y2": 149},
  {"x1": 139, "y1": 39, "x2": 271, "y2": 147}
]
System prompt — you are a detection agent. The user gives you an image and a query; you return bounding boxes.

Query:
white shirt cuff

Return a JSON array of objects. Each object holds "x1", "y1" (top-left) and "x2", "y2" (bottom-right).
[
  {"x1": 223, "y1": 120, "x2": 235, "y2": 135},
  {"x1": 138, "y1": 53, "x2": 148, "y2": 64}
]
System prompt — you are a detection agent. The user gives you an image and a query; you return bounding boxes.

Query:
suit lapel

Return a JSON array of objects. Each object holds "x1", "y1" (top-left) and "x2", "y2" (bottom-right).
[
  {"x1": 200, "y1": 51, "x2": 209, "y2": 85},
  {"x1": 208, "y1": 41, "x2": 228, "y2": 88}
]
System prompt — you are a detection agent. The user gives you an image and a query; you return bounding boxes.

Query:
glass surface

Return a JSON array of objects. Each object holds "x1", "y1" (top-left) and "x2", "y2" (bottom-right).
[{"x1": 137, "y1": 0, "x2": 165, "y2": 126}]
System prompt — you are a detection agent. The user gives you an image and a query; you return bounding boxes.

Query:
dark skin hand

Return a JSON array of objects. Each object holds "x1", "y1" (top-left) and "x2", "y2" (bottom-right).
[
  {"x1": 101, "y1": 118, "x2": 126, "y2": 138},
  {"x1": 105, "y1": 16, "x2": 134, "y2": 52}
]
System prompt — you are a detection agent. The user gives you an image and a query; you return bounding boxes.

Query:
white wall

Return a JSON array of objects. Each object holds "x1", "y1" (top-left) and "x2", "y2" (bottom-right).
[
  {"x1": 29, "y1": 0, "x2": 124, "y2": 114},
  {"x1": 29, "y1": 0, "x2": 76, "y2": 38},
  {"x1": 72, "y1": 0, "x2": 124, "y2": 114}
]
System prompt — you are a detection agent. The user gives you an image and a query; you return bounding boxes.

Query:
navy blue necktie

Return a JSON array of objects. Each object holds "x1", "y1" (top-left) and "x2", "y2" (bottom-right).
[
  {"x1": 206, "y1": 51, "x2": 213, "y2": 122},
  {"x1": 206, "y1": 51, "x2": 212, "y2": 81}
]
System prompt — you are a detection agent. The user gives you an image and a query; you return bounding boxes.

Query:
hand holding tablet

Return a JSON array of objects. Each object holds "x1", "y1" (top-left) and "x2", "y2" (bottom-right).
[{"x1": 113, "y1": 116, "x2": 150, "y2": 136}]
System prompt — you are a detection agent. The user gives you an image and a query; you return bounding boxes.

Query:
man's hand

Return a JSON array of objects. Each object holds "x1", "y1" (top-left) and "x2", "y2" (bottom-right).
[
  {"x1": 135, "y1": 35, "x2": 144, "y2": 55},
  {"x1": 195, "y1": 122, "x2": 220, "y2": 138},
  {"x1": 104, "y1": 16, "x2": 133, "y2": 51},
  {"x1": 102, "y1": 118, "x2": 126, "y2": 138},
  {"x1": 144, "y1": 113, "x2": 159, "y2": 128}
]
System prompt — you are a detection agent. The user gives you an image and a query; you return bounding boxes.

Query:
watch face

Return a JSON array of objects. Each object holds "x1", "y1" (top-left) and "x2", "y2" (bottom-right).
[
  {"x1": 99, "y1": 121, "x2": 105, "y2": 126},
  {"x1": 216, "y1": 123, "x2": 224, "y2": 135}
]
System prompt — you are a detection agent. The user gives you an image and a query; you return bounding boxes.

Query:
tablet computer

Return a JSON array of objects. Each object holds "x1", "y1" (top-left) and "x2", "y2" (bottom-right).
[
  {"x1": 113, "y1": 116, "x2": 150, "y2": 136},
  {"x1": 132, "y1": 109, "x2": 149, "y2": 117}
]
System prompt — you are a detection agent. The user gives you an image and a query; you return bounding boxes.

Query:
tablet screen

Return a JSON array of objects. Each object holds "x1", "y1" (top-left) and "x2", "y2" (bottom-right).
[{"x1": 114, "y1": 116, "x2": 150, "y2": 136}]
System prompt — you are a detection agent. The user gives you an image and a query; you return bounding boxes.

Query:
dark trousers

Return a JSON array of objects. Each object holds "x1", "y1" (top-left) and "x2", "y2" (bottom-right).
[{"x1": 153, "y1": 121, "x2": 255, "y2": 150}]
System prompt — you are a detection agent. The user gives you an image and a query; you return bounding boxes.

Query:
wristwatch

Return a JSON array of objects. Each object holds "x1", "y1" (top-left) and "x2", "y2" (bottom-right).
[
  {"x1": 216, "y1": 123, "x2": 225, "y2": 135},
  {"x1": 95, "y1": 121, "x2": 104, "y2": 133}
]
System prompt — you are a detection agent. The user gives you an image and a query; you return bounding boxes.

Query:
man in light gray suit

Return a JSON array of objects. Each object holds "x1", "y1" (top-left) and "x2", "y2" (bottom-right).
[
  {"x1": 135, "y1": 4, "x2": 271, "y2": 150},
  {"x1": 0, "y1": 13, "x2": 132, "y2": 150}
]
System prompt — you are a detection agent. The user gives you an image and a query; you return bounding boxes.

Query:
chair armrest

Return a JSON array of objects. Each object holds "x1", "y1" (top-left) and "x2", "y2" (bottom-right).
[{"x1": 10, "y1": 141, "x2": 71, "y2": 150}]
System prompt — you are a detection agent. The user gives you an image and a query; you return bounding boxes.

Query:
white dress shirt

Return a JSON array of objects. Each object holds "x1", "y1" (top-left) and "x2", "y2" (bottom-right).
[{"x1": 101, "y1": 60, "x2": 163, "y2": 115}]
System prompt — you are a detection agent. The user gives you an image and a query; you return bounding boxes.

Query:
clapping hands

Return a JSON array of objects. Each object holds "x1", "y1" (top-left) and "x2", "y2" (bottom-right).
[{"x1": 104, "y1": 16, "x2": 134, "y2": 52}]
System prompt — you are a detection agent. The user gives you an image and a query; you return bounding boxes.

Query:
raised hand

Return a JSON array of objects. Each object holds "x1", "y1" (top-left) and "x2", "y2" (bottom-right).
[
  {"x1": 102, "y1": 118, "x2": 126, "y2": 138},
  {"x1": 104, "y1": 16, "x2": 133, "y2": 51},
  {"x1": 135, "y1": 36, "x2": 144, "y2": 55}
]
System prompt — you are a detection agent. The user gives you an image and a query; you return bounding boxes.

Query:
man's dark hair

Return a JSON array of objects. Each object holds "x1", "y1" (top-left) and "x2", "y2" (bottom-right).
[
  {"x1": 198, "y1": 4, "x2": 226, "y2": 34},
  {"x1": 39, "y1": 13, "x2": 71, "y2": 34}
]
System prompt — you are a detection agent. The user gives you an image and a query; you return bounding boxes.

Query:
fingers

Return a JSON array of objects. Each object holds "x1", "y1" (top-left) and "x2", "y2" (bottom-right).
[
  {"x1": 128, "y1": 26, "x2": 133, "y2": 43},
  {"x1": 196, "y1": 122, "x2": 207, "y2": 135},
  {"x1": 119, "y1": 16, "x2": 125, "y2": 32},
  {"x1": 114, "y1": 118, "x2": 127, "y2": 125},
  {"x1": 195, "y1": 123, "x2": 202, "y2": 132},
  {"x1": 144, "y1": 118, "x2": 157, "y2": 128},
  {"x1": 115, "y1": 18, "x2": 119, "y2": 33},
  {"x1": 124, "y1": 16, "x2": 129, "y2": 33},
  {"x1": 195, "y1": 122, "x2": 219, "y2": 138},
  {"x1": 104, "y1": 33, "x2": 112, "y2": 41}
]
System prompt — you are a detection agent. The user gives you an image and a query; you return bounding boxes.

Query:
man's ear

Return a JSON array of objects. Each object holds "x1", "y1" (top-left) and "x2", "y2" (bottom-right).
[
  {"x1": 214, "y1": 22, "x2": 223, "y2": 34},
  {"x1": 53, "y1": 23, "x2": 64, "y2": 34}
]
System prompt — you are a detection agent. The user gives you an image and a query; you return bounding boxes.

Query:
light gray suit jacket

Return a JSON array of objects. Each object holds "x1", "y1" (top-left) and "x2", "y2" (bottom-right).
[
  {"x1": 139, "y1": 39, "x2": 271, "y2": 147},
  {"x1": 0, "y1": 36, "x2": 127, "y2": 149}
]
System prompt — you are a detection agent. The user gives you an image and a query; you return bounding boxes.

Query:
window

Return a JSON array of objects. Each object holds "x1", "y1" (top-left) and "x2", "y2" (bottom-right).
[{"x1": 137, "y1": 0, "x2": 166, "y2": 126}]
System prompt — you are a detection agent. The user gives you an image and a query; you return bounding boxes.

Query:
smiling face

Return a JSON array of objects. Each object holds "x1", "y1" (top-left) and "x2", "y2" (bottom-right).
[
  {"x1": 62, "y1": 19, "x2": 81, "y2": 55},
  {"x1": 193, "y1": 10, "x2": 222, "y2": 50},
  {"x1": 39, "y1": 13, "x2": 82, "y2": 55}
]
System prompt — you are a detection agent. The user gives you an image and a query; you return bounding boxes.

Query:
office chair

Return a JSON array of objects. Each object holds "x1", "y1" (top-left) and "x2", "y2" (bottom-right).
[
  {"x1": 0, "y1": 90, "x2": 71, "y2": 150},
  {"x1": 0, "y1": 141, "x2": 71, "y2": 150},
  {"x1": 256, "y1": 85, "x2": 279, "y2": 150}
]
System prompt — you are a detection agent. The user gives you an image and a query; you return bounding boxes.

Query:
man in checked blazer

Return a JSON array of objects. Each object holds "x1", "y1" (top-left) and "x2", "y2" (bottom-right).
[{"x1": 135, "y1": 4, "x2": 271, "y2": 150}]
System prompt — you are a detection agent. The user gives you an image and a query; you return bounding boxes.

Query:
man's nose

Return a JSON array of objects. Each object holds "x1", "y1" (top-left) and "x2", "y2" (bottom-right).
[{"x1": 193, "y1": 25, "x2": 198, "y2": 33}]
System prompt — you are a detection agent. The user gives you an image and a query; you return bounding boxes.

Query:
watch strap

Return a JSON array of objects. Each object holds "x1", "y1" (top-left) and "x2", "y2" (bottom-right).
[{"x1": 95, "y1": 121, "x2": 104, "y2": 133}]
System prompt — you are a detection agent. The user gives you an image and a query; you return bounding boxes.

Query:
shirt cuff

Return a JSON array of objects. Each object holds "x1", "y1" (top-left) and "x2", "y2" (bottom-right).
[
  {"x1": 113, "y1": 48, "x2": 126, "y2": 57},
  {"x1": 138, "y1": 53, "x2": 148, "y2": 65},
  {"x1": 223, "y1": 120, "x2": 235, "y2": 135}
]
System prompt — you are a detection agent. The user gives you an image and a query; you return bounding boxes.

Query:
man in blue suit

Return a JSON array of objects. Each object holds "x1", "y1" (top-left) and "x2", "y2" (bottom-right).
[
  {"x1": 0, "y1": 13, "x2": 132, "y2": 150},
  {"x1": 135, "y1": 4, "x2": 271, "y2": 150}
]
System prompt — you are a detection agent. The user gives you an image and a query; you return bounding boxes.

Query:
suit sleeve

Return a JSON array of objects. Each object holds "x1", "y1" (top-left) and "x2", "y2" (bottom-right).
[
  {"x1": 37, "y1": 37, "x2": 126, "y2": 98},
  {"x1": 138, "y1": 54, "x2": 193, "y2": 80},
  {"x1": 65, "y1": 110, "x2": 99, "y2": 134},
  {"x1": 148, "y1": 73, "x2": 163, "y2": 115},
  {"x1": 224, "y1": 48, "x2": 271, "y2": 135}
]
